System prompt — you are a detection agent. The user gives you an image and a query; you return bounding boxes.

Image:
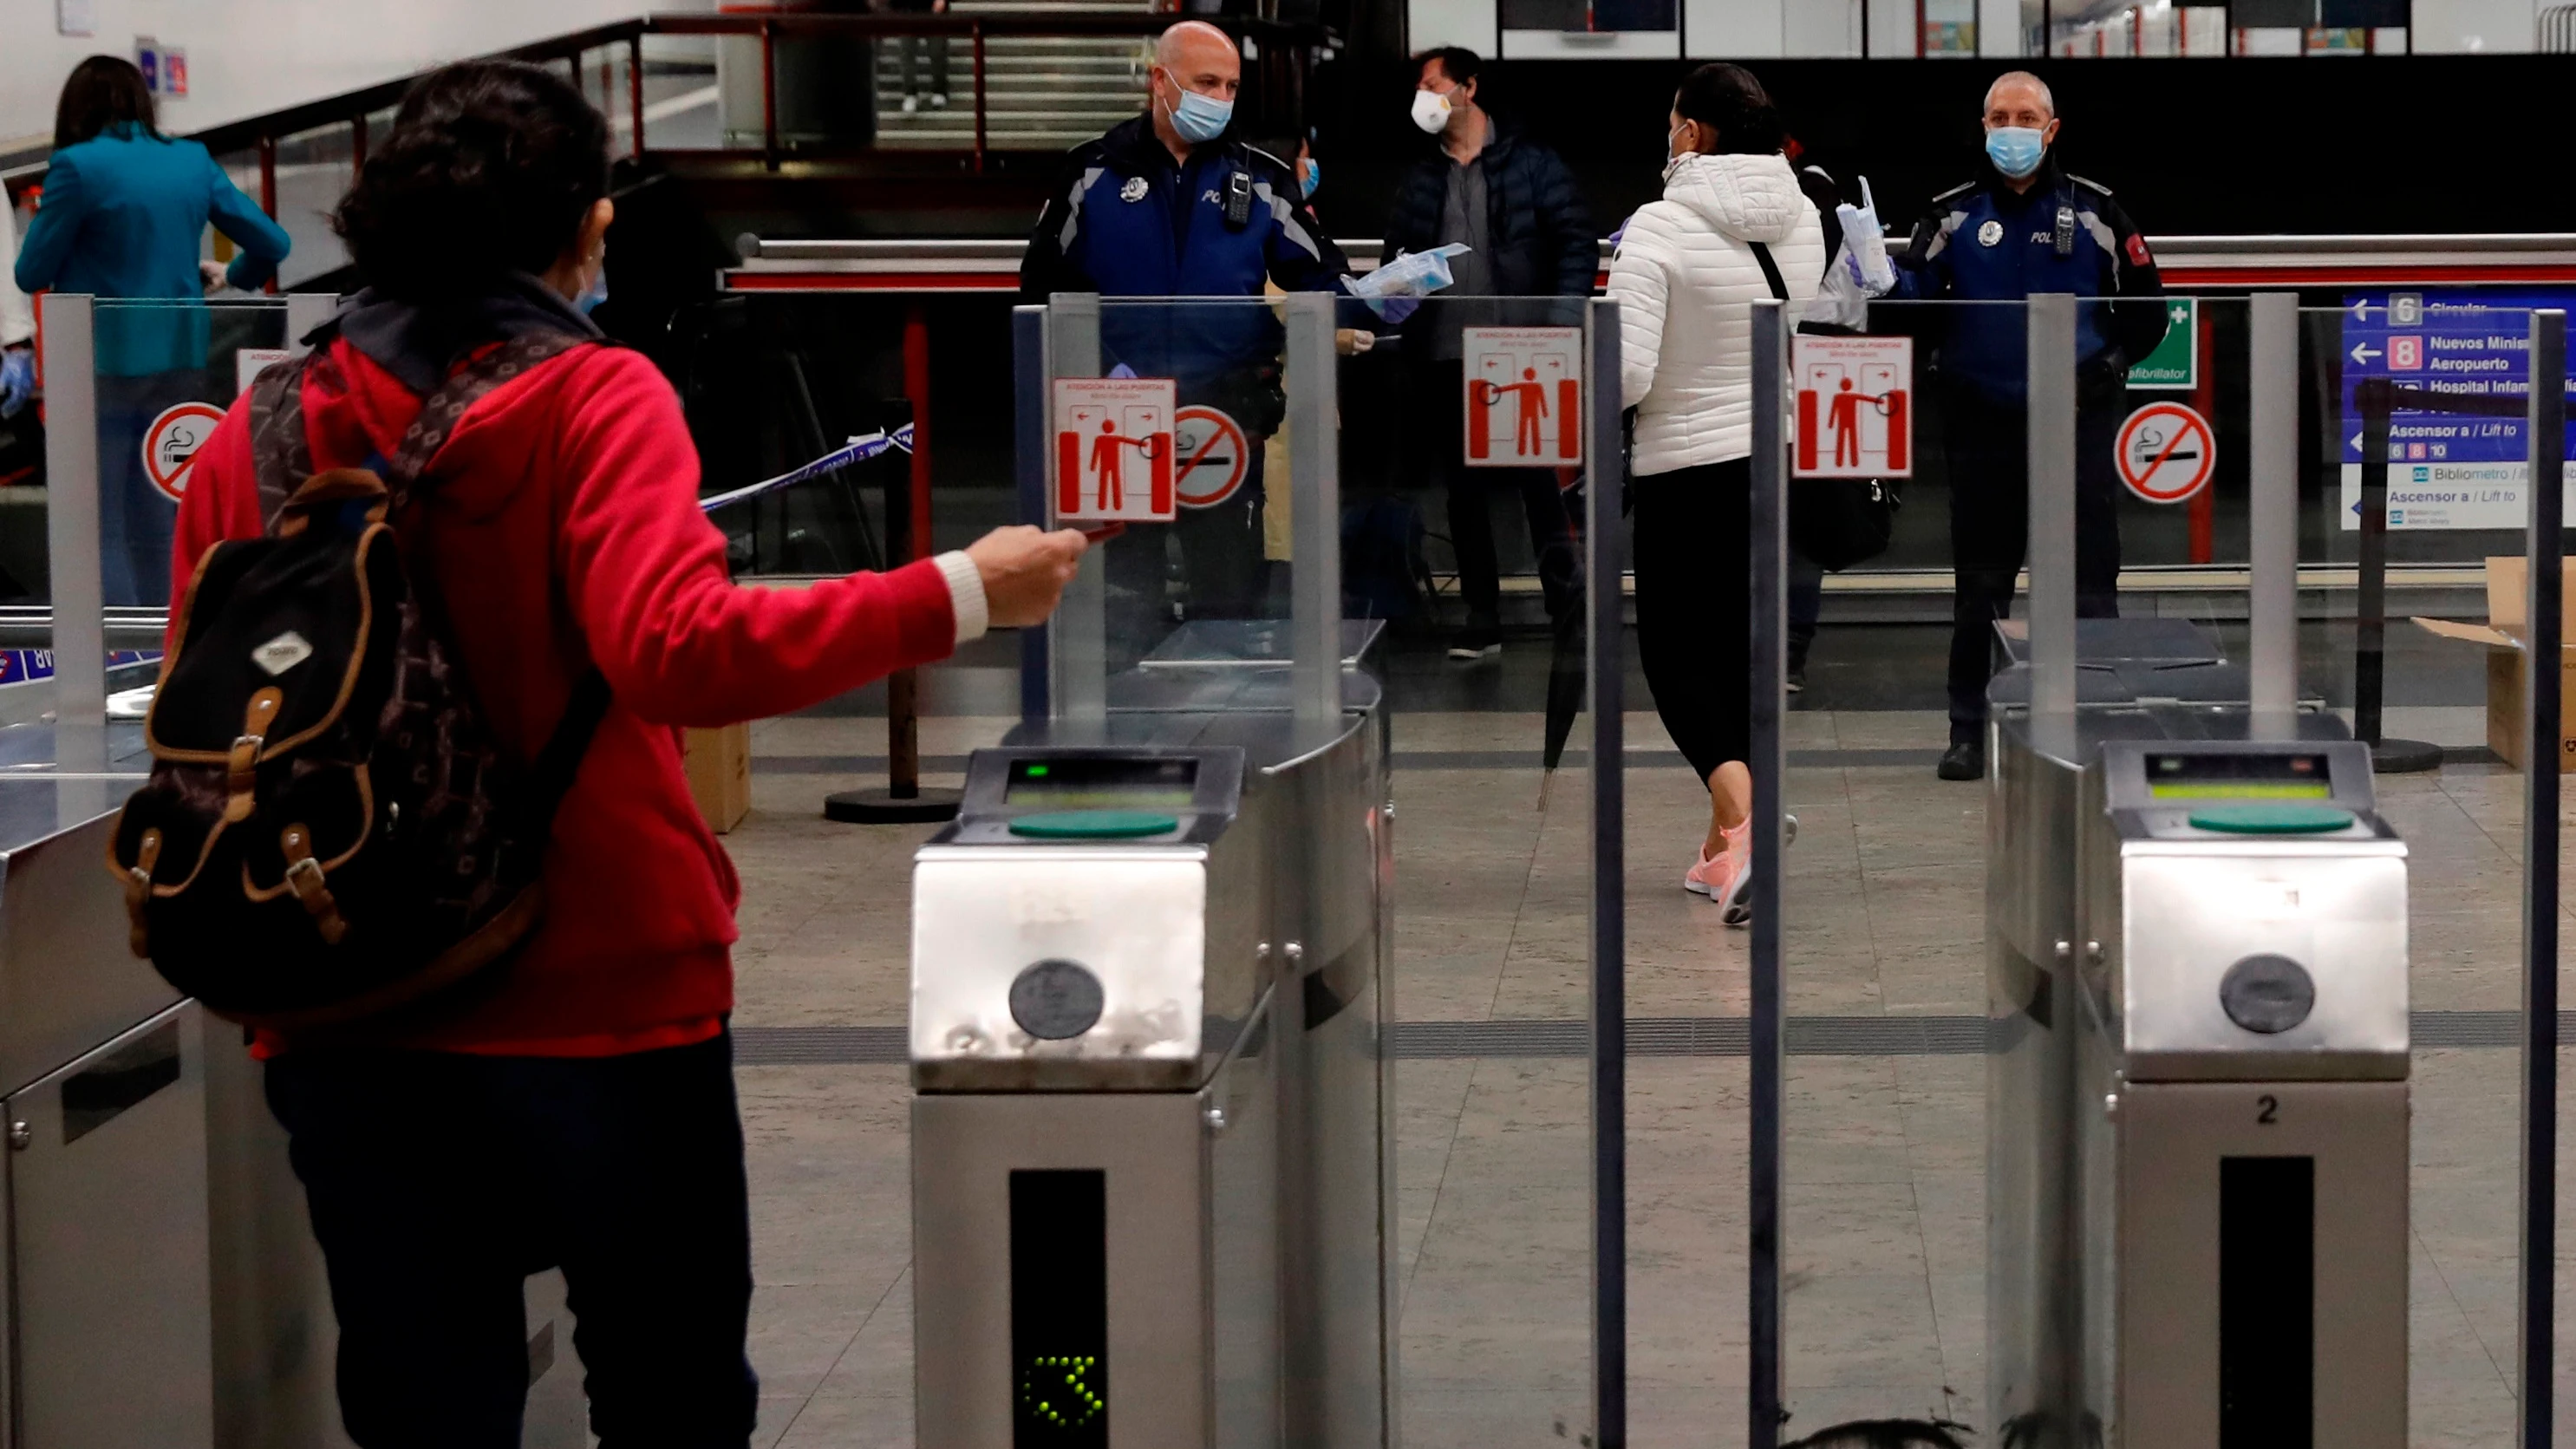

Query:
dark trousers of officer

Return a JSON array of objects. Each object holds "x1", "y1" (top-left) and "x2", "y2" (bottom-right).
[
  {"x1": 1943, "y1": 375, "x2": 2125, "y2": 742},
  {"x1": 1101, "y1": 447, "x2": 1269, "y2": 663},
  {"x1": 1409, "y1": 358, "x2": 1581, "y2": 631},
  {"x1": 266, "y1": 1033, "x2": 758, "y2": 1448}
]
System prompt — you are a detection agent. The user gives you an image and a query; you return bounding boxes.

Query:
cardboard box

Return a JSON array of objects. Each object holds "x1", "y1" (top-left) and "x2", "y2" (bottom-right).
[
  {"x1": 2413, "y1": 556, "x2": 2576, "y2": 772},
  {"x1": 682, "y1": 722, "x2": 752, "y2": 832}
]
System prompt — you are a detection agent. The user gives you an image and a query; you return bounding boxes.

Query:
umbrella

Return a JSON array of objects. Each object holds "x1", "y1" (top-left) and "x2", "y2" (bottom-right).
[
  {"x1": 1781, "y1": 1419, "x2": 1973, "y2": 1449},
  {"x1": 1537, "y1": 481, "x2": 1588, "y2": 812}
]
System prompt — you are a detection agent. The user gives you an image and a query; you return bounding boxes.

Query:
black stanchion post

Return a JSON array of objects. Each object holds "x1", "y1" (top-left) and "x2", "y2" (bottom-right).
[
  {"x1": 1584, "y1": 296, "x2": 1627, "y2": 1449},
  {"x1": 2354, "y1": 377, "x2": 2442, "y2": 772},
  {"x1": 826, "y1": 390, "x2": 963, "y2": 825},
  {"x1": 1747, "y1": 297, "x2": 1789, "y2": 1449},
  {"x1": 2519, "y1": 307, "x2": 2566, "y2": 1449}
]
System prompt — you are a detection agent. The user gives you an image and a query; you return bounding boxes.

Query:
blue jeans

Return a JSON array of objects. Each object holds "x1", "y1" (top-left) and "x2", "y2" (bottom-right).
[
  {"x1": 264, "y1": 1031, "x2": 759, "y2": 1448},
  {"x1": 95, "y1": 369, "x2": 205, "y2": 607}
]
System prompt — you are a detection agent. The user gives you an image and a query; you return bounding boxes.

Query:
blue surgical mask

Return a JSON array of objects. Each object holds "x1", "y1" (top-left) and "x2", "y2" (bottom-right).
[
  {"x1": 576, "y1": 264, "x2": 609, "y2": 316},
  {"x1": 1168, "y1": 86, "x2": 1233, "y2": 145},
  {"x1": 1986, "y1": 125, "x2": 2046, "y2": 180},
  {"x1": 1300, "y1": 158, "x2": 1321, "y2": 198}
]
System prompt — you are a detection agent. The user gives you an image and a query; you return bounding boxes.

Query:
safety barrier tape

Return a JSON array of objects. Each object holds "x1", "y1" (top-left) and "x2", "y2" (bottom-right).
[{"x1": 697, "y1": 421, "x2": 915, "y2": 512}]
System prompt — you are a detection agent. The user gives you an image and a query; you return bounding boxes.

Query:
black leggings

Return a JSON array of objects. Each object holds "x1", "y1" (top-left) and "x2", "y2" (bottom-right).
[{"x1": 1631, "y1": 458, "x2": 1751, "y2": 786}]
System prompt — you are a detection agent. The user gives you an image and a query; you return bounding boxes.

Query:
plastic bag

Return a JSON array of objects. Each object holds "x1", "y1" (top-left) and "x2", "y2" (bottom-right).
[{"x1": 1345, "y1": 243, "x2": 1470, "y2": 322}]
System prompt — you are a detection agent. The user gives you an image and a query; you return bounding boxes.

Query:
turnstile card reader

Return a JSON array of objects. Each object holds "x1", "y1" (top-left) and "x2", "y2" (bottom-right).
[
  {"x1": 2079, "y1": 740, "x2": 2407, "y2": 1449},
  {"x1": 912, "y1": 746, "x2": 1279, "y2": 1449}
]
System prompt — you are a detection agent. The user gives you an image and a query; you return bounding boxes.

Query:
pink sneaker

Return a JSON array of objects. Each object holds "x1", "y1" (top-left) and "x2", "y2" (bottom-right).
[{"x1": 1683, "y1": 816, "x2": 1797, "y2": 929}]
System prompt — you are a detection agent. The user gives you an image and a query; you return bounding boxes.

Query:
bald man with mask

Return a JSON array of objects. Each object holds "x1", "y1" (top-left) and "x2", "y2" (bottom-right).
[
  {"x1": 1023, "y1": 22, "x2": 1351, "y2": 650},
  {"x1": 1887, "y1": 70, "x2": 2168, "y2": 781}
]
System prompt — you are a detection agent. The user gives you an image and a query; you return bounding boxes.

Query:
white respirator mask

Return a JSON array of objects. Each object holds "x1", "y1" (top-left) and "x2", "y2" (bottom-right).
[{"x1": 1410, "y1": 88, "x2": 1453, "y2": 134}]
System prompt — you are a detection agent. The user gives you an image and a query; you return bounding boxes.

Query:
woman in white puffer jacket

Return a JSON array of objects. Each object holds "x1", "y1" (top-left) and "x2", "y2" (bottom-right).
[{"x1": 1606, "y1": 62, "x2": 1823, "y2": 925}]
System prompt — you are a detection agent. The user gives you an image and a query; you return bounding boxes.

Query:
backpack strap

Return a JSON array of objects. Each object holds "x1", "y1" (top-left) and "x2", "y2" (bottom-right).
[
  {"x1": 248, "y1": 351, "x2": 322, "y2": 532},
  {"x1": 382, "y1": 331, "x2": 591, "y2": 504}
]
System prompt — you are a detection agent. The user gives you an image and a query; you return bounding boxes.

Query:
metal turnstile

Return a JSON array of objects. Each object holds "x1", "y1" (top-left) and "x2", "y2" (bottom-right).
[
  {"x1": 910, "y1": 746, "x2": 1282, "y2": 1446},
  {"x1": 2076, "y1": 741, "x2": 2408, "y2": 1448},
  {"x1": 910, "y1": 680, "x2": 1397, "y2": 1449}
]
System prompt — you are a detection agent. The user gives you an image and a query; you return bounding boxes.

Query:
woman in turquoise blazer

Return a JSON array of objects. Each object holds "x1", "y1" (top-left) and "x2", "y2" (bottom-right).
[{"x1": 13, "y1": 55, "x2": 290, "y2": 605}]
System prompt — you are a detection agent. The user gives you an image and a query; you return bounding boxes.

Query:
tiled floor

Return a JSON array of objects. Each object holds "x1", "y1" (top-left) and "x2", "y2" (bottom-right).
[{"x1": 719, "y1": 640, "x2": 2571, "y2": 1448}]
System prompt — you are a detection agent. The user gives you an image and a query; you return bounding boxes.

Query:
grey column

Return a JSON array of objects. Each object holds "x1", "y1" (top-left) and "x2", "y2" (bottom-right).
[
  {"x1": 1746, "y1": 296, "x2": 1788, "y2": 1449},
  {"x1": 1046, "y1": 292, "x2": 1105, "y2": 725},
  {"x1": 1583, "y1": 295, "x2": 1627, "y2": 1449},
  {"x1": 1283, "y1": 291, "x2": 1340, "y2": 734},
  {"x1": 2519, "y1": 306, "x2": 2566, "y2": 1449},
  {"x1": 2248, "y1": 292, "x2": 2299, "y2": 731},
  {"x1": 1012, "y1": 305, "x2": 1052, "y2": 722},
  {"x1": 40, "y1": 295, "x2": 107, "y2": 826},
  {"x1": 2026, "y1": 293, "x2": 2077, "y2": 721}
]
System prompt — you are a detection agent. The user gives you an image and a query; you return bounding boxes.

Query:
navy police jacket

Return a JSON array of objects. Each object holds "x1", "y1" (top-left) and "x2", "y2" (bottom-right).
[
  {"x1": 1021, "y1": 114, "x2": 1349, "y2": 397},
  {"x1": 1888, "y1": 155, "x2": 2166, "y2": 406}
]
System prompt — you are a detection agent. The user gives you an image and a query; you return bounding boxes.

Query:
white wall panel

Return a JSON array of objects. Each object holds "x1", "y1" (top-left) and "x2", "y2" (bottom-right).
[
  {"x1": 1686, "y1": 0, "x2": 1784, "y2": 55},
  {"x1": 4, "y1": 0, "x2": 709, "y2": 154},
  {"x1": 1408, "y1": 0, "x2": 1499, "y2": 55},
  {"x1": 1980, "y1": 0, "x2": 2025, "y2": 53},
  {"x1": 1784, "y1": 0, "x2": 1862, "y2": 54},
  {"x1": 2411, "y1": 0, "x2": 2536, "y2": 50}
]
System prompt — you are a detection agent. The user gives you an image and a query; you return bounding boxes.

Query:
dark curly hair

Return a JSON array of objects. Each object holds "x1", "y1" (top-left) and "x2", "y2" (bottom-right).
[
  {"x1": 332, "y1": 60, "x2": 609, "y2": 301},
  {"x1": 1673, "y1": 62, "x2": 1784, "y2": 156}
]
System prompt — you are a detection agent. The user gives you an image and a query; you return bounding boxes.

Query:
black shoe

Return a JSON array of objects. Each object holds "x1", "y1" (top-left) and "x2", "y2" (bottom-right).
[
  {"x1": 1446, "y1": 626, "x2": 1502, "y2": 661},
  {"x1": 1937, "y1": 740, "x2": 1985, "y2": 781},
  {"x1": 1784, "y1": 664, "x2": 1807, "y2": 695}
]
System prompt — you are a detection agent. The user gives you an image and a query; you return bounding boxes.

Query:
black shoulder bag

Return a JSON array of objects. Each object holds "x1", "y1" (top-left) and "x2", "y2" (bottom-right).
[{"x1": 1749, "y1": 241, "x2": 1901, "y2": 572}]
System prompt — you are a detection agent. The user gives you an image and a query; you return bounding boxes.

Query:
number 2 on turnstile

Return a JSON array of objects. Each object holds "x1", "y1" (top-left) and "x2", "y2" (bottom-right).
[{"x1": 2256, "y1": 1094, "x2": 2279, "y2": 1125}]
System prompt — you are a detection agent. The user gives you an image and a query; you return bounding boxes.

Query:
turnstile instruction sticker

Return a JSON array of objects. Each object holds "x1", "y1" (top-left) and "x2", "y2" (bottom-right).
[
  {"x1": 1463, "y1": 326, "x2": 1581, "y2": 467},
  {"x1": 1053, "y1": 377, "x2": 1176, "y2": 523},
  {"x1": 233, "y1": 348, "x2": 291, "y2": 399},
  {"x1": 140, "y1": 401, "x2": 225, "y2": 503},
  {"x1": 2127, "y1": 297, "x2": 2198, "y2": 389},
  {"x1": 1792, "y1": 334, "x2": 1912, "y2": 479},
  {"x1": 2116, "y1": 401, "x2": 2215, "y2": 504},
  {"x1": 1171, "y1": 405, "x2": 1248, "y2": 509},
  {"x1": 2338, "y1": 288, "x2": 2576, "y2": 530}
]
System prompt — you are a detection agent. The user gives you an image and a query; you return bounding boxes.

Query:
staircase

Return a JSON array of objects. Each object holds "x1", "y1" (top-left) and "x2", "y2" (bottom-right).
[{"x1": 873, "y1": 0, "x2": 1155, "y2": 152}]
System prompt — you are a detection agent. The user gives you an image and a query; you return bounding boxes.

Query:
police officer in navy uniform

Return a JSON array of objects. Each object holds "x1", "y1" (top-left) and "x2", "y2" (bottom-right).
[
  {"x1": 1021, "y1": 20, "x2": 1349, "y2": 655},
  {"x1": 1890, "y1": 70, "x2": 2168, "y2": 781}
]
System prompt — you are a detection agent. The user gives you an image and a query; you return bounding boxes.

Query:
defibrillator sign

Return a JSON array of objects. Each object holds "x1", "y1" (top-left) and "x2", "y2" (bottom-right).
[
  {"x1": 1792, "y1": 335, "x2": 1912, "y2": 479},
  {"x1": 1053, "y1": 376, "x2": 1177, "y2": 523}
]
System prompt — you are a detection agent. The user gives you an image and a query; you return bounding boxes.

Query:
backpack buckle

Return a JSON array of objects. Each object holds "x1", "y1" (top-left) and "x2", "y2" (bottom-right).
[{"x1": 280, "y1": 826, "x2": 348, "y2": 946}]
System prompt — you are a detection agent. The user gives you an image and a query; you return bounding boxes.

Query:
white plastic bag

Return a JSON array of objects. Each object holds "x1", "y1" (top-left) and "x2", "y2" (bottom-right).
[{"x1": 1345, "y1": 243, "x2": 1470, "y2": 321}]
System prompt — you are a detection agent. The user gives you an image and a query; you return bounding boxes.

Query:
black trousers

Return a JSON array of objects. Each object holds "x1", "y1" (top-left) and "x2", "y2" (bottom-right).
[
  {"x1": 1099, "y1": 452, "x2": 1270, "y2": 666},
  {"x1": 1943, "y1": 377, "x2": 2126, "y2": 741},
  {"x1": 1631, "y1": 458, "x2": 1751, "y2": 784},
  {"x1": 265, "y1": 1032, "x2": 758, "y2": 1449},
  {"x1": 1411, "y1": 358, "x2": 1581, "y2": 630}
]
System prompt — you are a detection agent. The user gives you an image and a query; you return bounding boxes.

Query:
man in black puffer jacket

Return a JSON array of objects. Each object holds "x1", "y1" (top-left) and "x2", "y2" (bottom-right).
[{"x1": 1386, "y1": 47, "x2": 1592, "y2": 659}]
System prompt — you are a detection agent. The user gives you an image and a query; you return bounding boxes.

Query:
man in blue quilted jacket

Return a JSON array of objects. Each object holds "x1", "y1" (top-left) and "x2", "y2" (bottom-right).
[{"x1": 1384, "y1": 47, "x2": 1591, "y2": 660}]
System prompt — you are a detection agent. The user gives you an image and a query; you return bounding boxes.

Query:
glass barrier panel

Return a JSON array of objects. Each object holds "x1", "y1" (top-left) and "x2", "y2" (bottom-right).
[
  {"x1": 640, "y1": 33, "x2": 721, "y2": 152},
  {"x1": 2303, "y1": 298, "x2": 2563, "y2": 1445},
  {"x1": 267, "y1": 121, "x2": 357, "y2": 290}
]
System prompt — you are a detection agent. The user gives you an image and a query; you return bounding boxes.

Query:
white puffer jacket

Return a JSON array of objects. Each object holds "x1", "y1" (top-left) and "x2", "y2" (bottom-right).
[{"x1": 1608, "y1": 152, "x2": 1826, "y2": 476}]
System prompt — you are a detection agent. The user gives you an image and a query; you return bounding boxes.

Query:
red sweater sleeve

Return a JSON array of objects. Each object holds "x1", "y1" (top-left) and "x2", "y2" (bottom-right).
[{"x1": 548, "y1": 348, "x2": 958, "y2": 727}]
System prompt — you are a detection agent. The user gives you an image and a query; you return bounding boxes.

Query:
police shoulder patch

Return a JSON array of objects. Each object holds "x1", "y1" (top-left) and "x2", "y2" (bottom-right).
[{"x1": 2124, "y1": 232, "x2": 2154, "y2": 267}]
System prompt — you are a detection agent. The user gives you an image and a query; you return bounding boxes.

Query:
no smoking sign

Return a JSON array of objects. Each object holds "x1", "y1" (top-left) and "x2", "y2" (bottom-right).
[
  {"x1": 1171, "y1": 406, "x2": 1249, "y2": 509},
  {"x1": 141, "y1": 401, "x2": 228, "y2": 503},
  {"x1": 2115, "y1": 401, "x2": 2214, "y2": 504}
]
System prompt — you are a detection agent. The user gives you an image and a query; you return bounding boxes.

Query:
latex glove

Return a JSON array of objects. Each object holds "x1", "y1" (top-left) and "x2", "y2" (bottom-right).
[
  {"x1": 1370, "y1": 295, "x2": 1420, "y2": 325},
  {"x1": 200, "y1": 259, "x2": 230, "y2": 295},
  {"x1": 0, "y1": 348, "x2": 30, "y2": 420},
  {"x1": 1835, "y1": 177, "x2": 1895, "y2": 296}
]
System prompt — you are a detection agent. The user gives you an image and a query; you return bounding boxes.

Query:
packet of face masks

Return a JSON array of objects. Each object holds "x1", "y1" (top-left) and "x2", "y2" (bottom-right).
[{"x1": 1344, "y1": 243, "x2": 1470, "y2": 321}]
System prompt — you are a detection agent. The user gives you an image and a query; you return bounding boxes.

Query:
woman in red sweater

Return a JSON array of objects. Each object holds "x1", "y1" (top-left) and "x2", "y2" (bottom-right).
[{"x1": 170, "y1": 61, "x2": 1085, "y2": 1447}]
